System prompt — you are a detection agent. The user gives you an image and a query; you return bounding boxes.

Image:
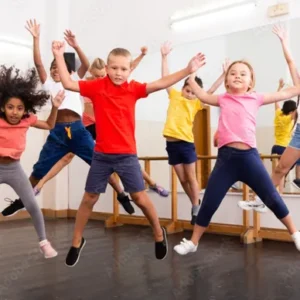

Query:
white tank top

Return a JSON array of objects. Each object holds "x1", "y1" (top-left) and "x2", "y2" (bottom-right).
[{"x1": 42, "y1": 73, "x2": 83, "y2": 117}]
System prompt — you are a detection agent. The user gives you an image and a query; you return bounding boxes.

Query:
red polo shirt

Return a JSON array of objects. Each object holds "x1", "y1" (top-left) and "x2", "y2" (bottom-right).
[{"x1": 79, "y1": 76, "x2": 147, "y2": 154}]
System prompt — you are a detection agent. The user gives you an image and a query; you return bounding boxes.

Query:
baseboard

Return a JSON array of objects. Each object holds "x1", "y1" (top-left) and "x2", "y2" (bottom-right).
[{"x1": 0, "y1": 209, "x2": 293, "y2": 243}]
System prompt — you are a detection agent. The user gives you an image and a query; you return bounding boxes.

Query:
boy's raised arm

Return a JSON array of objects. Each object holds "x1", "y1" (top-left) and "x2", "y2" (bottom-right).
[
  {"x1": 146, "y1": 53, "x2": 206, "y2": 94},
  {"x1": 52, "y1": 41, "x2": 80, "y2": 92}
]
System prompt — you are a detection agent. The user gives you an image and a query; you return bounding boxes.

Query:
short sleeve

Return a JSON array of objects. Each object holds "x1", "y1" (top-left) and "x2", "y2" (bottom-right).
[
  {"x1": 79, "y1": 79, "x2": 103, "y2": 100},
  {"x1": 255, "y1": 93, "x2": 264, "y2": 106},
  {"x1": 27, "y1": 114, "x2": 38, "y2": 126},
  {"x1": 197, "y1": 100, "x2": 203, "y2": 111},
  {"x1": 168, "y1": 88, "x2": 178, "y2": 100},
  {"x1": 130, "y1": 80, "x2": 147, "y2": 99}
]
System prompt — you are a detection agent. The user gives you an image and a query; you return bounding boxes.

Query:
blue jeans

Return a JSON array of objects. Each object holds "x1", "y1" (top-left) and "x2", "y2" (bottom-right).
[
  {"x1": 196, "y1": 146, "x2": 289, "y2": 227},
  {"x1": 32, "y1": 120, "x2": 94, "y2": 179}
]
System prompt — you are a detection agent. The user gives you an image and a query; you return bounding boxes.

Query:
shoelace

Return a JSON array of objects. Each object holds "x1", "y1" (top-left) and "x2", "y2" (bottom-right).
[
  {"x1": 4, "y1": 198, "x2": 14, "y2": 204},
  {"x1": 180, "y1": 238, "x2": 192, "y2": 249}
]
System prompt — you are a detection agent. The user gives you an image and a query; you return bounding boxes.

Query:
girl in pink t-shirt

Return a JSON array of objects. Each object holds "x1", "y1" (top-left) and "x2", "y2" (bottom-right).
[
  {"x1": 174, "y1": 30, "x2": 300, "y2": 256},
  {"x1": 0, "y1": 66, "x2": 65, "y2": 258}
]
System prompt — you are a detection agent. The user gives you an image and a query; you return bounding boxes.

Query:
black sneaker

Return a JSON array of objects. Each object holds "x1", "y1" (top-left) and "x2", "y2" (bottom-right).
[
  {"x1": 2, "y1": 198, "x2": 25, "y2": 216},
  {"x1": 65, "y1": 237, "x2": 86, "y2": 267},
  {"x1": 155, "y1": 227, "x2": 168, "y2": 260},
  {"x1": 117, "y1": 195, "x2": 135, "y2": 214},
  {"x1": 292, "y1": 179, "x2": 300, "y2": 190}
]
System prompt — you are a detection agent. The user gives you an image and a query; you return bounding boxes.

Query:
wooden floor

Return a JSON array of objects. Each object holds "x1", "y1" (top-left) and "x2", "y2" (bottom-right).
[{"x1": 1, "y1": 219, "x2": 300, "y2": 300}]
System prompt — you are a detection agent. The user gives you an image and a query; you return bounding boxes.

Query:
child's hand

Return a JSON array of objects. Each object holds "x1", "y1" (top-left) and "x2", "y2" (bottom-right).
[
  {"x1": 64, "y1": 30, "x2": 79, "y2": 48},
  {"x1": 52, "y1": 41, "x2": 65, "y2": 56},
  {"x1": 25, "y1": 19, "x2": 40, "y2": 38},
  {"x1": 222, "y1": 58, "x2": 231, "y2": 74},
  {"x1": 278, "y1": 78, "x2": 285, "y2": 90},
  {"x1": 141, "y1": 46, "x2": 148, "y2": 56},
  {"x1": 52, "y1": 90, "x2": 65, "y2": 108},
  {"x1": 187, "y1": 53, "x2": 206, "y2": 73},
  {"x1": 161, "y1": 41, "x2": 172, "y2": 56},
  {"x1": 273, "y1": 25, "x2": 287, "y2": 42}
]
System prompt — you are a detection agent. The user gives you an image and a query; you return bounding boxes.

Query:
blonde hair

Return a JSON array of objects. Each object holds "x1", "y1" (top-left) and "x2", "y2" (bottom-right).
[
  {"x1": 107, "y1": 48, "x2": 131, "y2": 63},
  {"x1": 90, "y1": 58, "x2": 105, "y2": 71},
  {"x1": 225, "y1": 60, "x2": 255, "y2": 92}
]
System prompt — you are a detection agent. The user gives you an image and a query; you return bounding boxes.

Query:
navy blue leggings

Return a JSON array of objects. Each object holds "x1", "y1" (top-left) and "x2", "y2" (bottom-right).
[{"x1": 196, "y1": 146, "x2": 289, "y2": 227}]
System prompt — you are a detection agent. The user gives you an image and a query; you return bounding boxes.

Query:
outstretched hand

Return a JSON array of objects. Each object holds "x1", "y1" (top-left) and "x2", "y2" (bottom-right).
[
  {"x1": 222, "y1": 58, "x2": 231, "y2": 74},
  {"x1": 52, "y1": 41, "x2": 65, "y2": 56},
  {"x1": 25, "y1": 19, "x2": 40, "y2": 38},
  {"x1": 52, "y1": 90, "x2": 65, "y2": 108},
  {"x1": 161, "y1": 41, "x2": 172, "y2": 56},
  {"x1": 187, "y1": 53, "x2": 206, "y2": 73},
  {"x1": 273, "y1": 24, "x2": 287, "y2": 42},
  {"x1": 64, "y1": 30, "x2": 79, "y2": 48}
]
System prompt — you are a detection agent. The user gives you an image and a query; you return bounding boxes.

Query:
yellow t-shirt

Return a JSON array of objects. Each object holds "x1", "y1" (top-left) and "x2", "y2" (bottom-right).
[
  {"x1": 274, "y1": 108, "x2": 293, "y2": 147},
  {"x1": 163, "y1": 88, "x2": 203, "y2": 142}
]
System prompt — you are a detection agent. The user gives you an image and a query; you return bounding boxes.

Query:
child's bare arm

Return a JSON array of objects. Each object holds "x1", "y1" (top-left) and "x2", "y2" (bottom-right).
[
  {"x1": 25, "y1": 19, "x2": 47, "y2": 84},
  {"x1": 131, "y1": 46, "x2": 147, "y2": 71},
  {"x1": 147, "y1": 53, "x2": 206, "y2": 94},
  {"x1": 32, "y1": 91, "x2": 65, "y2": 130},
  {"x1": 64, "y1": 30, "x2": 90, "y2": 79}
]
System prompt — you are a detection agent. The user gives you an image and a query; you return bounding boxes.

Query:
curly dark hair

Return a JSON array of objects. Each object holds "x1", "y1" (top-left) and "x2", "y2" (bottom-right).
[{"x1": 0, "y1": 65, "x2": 50, "y2": 118}]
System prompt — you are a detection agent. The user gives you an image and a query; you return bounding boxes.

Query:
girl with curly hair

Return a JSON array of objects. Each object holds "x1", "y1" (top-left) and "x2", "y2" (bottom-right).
[{"x1": 0, "y1": 65, "x2": 65, "y2": 258}]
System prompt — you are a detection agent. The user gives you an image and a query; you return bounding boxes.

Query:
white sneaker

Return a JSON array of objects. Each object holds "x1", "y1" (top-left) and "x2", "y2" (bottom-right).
[
  {"x1": 173, "y1": 238, "x2": 198, "y2": 255},
  {"x1": 238, "y1": 196, "x2": 268, "y2": 213},
  {"x1": 291, "y1": 232, "x2": 300, "y2": 251}
]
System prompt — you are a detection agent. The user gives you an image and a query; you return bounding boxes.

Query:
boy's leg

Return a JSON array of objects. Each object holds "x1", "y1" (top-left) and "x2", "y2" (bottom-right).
[
  {"x1": 142, "y1": 170, "x2": 169, "y2": 197},
  {"x1": 34, "y1": 153, "x2": 75, "y2": 195},
  {"x1": 174, "y1": 147, "x2": 238, "y2": 255},
  {"x1": 2, "y1": 128, "x2": 70, "y2": 216},
  {"x1": 65, "y1": 152, "x2": 113, "y2": 267},
  {"x1": 71, "y1": 123, "x2": 135, "y2": 214},
  {"x1": 116, "y1": 155, "x2": 168, "y2": 260}
]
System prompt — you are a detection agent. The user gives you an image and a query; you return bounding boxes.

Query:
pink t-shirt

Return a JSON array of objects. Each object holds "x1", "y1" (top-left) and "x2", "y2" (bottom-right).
[
  {"x1": 82, "y1": 97, "x2": 95, "y2": 127},
  {"x1": 0, "y1": 114, "x2": 37, "y2": 159},
  {"x1": 217, "y1": 92, "x2": 264, "y2": 148}
]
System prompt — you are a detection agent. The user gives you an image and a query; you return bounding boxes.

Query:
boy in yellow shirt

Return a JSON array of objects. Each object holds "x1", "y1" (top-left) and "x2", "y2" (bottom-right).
[{"x1": 161, "y1": 41, "x2": 228, "y2": 224}]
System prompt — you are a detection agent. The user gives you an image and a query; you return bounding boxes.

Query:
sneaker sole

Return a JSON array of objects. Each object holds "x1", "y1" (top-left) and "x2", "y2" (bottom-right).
[
  {"x1": 158, "y1": 227, "x2": 168, "y2": 261},
  {"x1": 40, "y1": 249, "x2": 58, "y2": 259},
  {"x1": 3, "y1": 208, "x2": 26, "y2": 217},
  {"x1": 237, "y1": 203, "x2": 253, "y2": 211},
  {"x1": 65, "y1": 239, "x2": 86, "y2": 268}
]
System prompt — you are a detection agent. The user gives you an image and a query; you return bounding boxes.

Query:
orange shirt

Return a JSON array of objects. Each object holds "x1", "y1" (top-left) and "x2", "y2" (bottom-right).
[
  {"x1": 79, "y1": 76, "x2": 147, "y2": 154},
  {"x1": 82, "y1": 97, "x2": 95, "y2": 127},
  {"x1": 0, "y1": 114, "x2": 37, "y2": 160}
]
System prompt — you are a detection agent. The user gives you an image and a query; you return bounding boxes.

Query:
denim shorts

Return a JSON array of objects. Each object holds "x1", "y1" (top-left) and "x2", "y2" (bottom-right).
[
  {"x1": 166, "y1": 141, "x2": 197, "y2": 165},
  {"x1": 32, "y1": 120, "x2": 94, "y2": 179},
  {"x1": 289, "y1": 124, "x2": 300, "y2": 150},
  {"x1": 85, "y1": 152, "x2": 145, "y2": 194}
]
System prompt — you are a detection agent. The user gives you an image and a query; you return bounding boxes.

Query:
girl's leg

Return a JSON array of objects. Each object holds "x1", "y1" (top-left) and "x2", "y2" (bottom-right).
[
  {"x1": 240, "y1": 151, "x2": 299, "y2": 241},
  {"x1": 7, "y1": 162, "x2": 57, "y2": 258},
  {"x1": 174, "y1": 147, "x2": 239, "y2": 255}
]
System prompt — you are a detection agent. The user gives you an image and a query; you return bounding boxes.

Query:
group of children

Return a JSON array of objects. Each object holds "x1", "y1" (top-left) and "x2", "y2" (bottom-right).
[{"x1": 1, "y1": 20, "x2": 300, "y2": 266}]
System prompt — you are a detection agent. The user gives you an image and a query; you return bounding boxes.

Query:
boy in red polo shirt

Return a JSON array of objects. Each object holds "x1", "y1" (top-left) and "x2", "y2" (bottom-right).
[{"x1": 52, "y1": 41, "x2": 205, "y2": 267}]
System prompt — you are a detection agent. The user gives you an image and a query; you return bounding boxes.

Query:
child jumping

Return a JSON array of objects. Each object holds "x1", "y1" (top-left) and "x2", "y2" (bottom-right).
[
  {"x1": 52, "y1": 39, "x2": 205, "y2": 266},
  {"x1": 2, "y1": 19, "x2": 134, "y2": 217},
  {"x1": 0, "y1": 65, "x2": 63, "y2": 258},
  {"x1": 173, "y1": 28, "x2": 300, "y2": 256},
  {"x1": 161, "y1": 41, "x2": 227, "y2": 224},
  {"x1": 33, "y1": 56, "x2": 168, "y2": 198}
]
